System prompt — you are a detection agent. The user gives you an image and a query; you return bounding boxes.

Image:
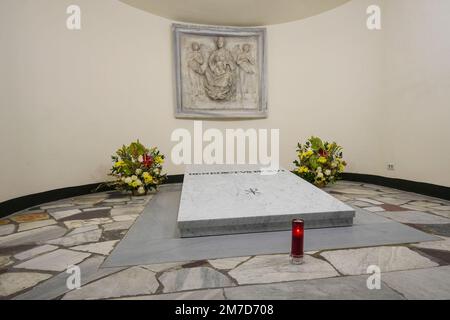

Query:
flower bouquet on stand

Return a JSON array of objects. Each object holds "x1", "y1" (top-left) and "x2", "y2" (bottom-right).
[
  {"x1": 109, "y1": 140, "x2": 167, "y2": 196},
  {"x1": 293, "y1": 136, "x2": 346, "y2": 187}
]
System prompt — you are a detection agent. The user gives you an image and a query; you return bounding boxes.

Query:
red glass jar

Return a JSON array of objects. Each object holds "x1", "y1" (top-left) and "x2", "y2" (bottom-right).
[{"x1": 290, "y1": 219, "x2": 304, "y2": 264}]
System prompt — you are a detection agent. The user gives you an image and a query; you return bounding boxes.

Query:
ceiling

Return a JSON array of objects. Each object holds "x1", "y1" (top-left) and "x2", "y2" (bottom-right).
[{"x1": 119, "y1": 0, "x2": 352, "y2": 26}]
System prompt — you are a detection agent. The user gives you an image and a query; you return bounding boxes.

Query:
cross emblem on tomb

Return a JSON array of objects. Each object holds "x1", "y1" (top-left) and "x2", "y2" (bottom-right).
[{"x1": 245, "y1": 188, "x2": 261, "y2": 196}]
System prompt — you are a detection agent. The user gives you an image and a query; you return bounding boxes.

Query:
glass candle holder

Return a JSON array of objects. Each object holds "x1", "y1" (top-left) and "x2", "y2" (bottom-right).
[{"x1": 290, "y1": 219, "x2": 304, "y2": 264}]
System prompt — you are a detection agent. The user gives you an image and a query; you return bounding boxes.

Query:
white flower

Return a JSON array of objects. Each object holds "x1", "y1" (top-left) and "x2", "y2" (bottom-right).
[
  {"x1": 138, "y1": 155, "x2": 143, "y2": 162},
  {"x1": 131, "y1": 175, "x2": 138, "y2": 181},
  {"x1": 135, "y1": 179, "x2": 142, "y2": 186},
  {"x1": 137, "y1": 187, "x2": 145, "y2": 194},
  {"x1": 325, "y1": 169, "x2": 331, "y2": 176},
  {"x1": 135, "y1": 169, "x2": 143, "y2": 175},
  {"x1": 317, "y1": 172, "x2": 324, "y2": 178},
  {"x1": 331, "y1": 161, "x2": 337, "y2": 168},
  {"x1": 121, "y1": 177, "x2": 126, "y2": 182},
  {"x1": 316, "y1": 167, "x2": 322, "y2": 172},
  {"x1": 124, "y1": 177, "x2": 132, "y2": 184}
]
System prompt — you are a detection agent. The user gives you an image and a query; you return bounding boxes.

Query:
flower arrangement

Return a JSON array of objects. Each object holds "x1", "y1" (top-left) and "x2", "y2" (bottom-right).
[
  {"x1": 293, "y1": 136, "x2": 346, "y2": 187},
  {"x1": 109, "y1": 140, "x2": 167, "y2": 195}
]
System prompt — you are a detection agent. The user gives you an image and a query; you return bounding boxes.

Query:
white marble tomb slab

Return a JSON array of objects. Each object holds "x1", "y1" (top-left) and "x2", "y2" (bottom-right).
[{"x1": 177, "y1": 165, "x2": 355, "y2": 237}]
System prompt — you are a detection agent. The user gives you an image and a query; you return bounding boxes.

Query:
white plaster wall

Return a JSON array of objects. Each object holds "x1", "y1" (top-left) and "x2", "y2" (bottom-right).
[
  {"x1": 380, "y1": 0, "x2": 450, "y2": 187},
  {"x1": 1, "y1": 0, "x2": 448, "y2": 202}
]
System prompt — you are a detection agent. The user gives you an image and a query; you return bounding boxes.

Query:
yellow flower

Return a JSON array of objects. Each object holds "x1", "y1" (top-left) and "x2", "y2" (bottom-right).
[
  {"x1": 154, "y1": 155, "x2": 164, "y2": 164},
  {"x1": 140, "y1": 171, "x2": 153, "y2": 184},
  {"x1": 131, "y1": 181, "x2": 139, "y2": 188},
  {"x1": 144, "y1": 175, "x2": 154, "y2": 184},
  {"x1": 114, "y1": 160, "x2": 125, "y2": 168},
  {"x1": 297, "y1": 166, "x2": 309, "y2": 174},
  {"x1": 318, "y1": 157, "x2": 327, "y2": 164},
  {"x1": 301, "y1": 150, "x2": 313, "y2": 160}
]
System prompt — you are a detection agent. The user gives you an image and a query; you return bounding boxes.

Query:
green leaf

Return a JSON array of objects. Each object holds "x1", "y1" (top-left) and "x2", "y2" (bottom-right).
[
  {"x1": 309, "y1": 156, "x2": 318, "y2": 170},
  {"x1": 309, "y1": 136, "x2": 324, "y2": 151}
]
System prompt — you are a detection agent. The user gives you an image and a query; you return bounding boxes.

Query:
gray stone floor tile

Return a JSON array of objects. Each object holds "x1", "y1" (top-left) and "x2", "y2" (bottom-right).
[
  {"x1": 82, "y1": 206, "x2": 112, "y2": 212},
  {"x1": 46, "y1": 229, "x2": 102, "y2": 247},
  {"x1": 229, "y1": 254, "x2": 338, "y2": 285},
  {"x1": 62, "y1": 266, "x2": 158, "y2": 300},
  {"x1": 71, "y1": 240, "x2": 118, "y2": 255},
  {"x1": 40, "y1": 203, "x2": 74, "y2": 210},
  {"x1": 224, "y1": 275, "x2": 403, "y2": 300},
  {"x1": 208, "y1": 256, "x2": 250, "y2": 270},
  {"x1": 160, "y1": 267, "x2": 234, "y2": 293},
  {"x1": 102, "y1": 221, "x2": 133, "y2": 232},
  {"x1": 356, "y1": 198, "x2": 384, "y2": 205},
  {"x1": 14, "y1": 249, "x2": 91, "y2": 271},
  {"x1": 429, "y1": 210, "x2": 450, "y2": 219},
  {"x1": 17, "y1": 220, "x2": 57, "y2": 232},
  {"x1": 412, "y1": 236, "x2": 450, "y2": 252},
  {"x1": 63, "y1": 218, "x2": 112, "y2": 229},
  {"x1": 112, "y1": 214, "x2": 139, "y2": 222},
  {"x1": 0, "y1": 226, "x2": 67, "y2": 248},
  {"x1": 110, "y1": 206, "x2": 145, "y2": 217},
  {"x1": 14, "y1": 255, "x2": 124, "y2": 300},
  {"x1": 141, "y1": 262, "x2": 185, "y2": 273},
  {"x1": 376, "y1": 211, "x2": 450, "y2": 225},
  {"x1": 364, "y1": 206, "x2": 385, "y2": 212},
  {"x1": 347, "y1": 200, "x2": 372, "y2": 208},
  {"x1": 48, "y1": 208, "x2": 82, "y2": 220},
  {"x1": 382, "y1": 266, "x2": 450, "y2": 299},
  {"x1": 321, "y1": 246, "x2": 438, "y2": 275},
  {"x1": 116, "y1": 289, "x2": 225, "y2": 300},
  {"x1": 0, "y1": 255, "x2": 13, "y2": 269},
  {"x1": 409, "y1": 223, "x2": 450, "y2": 237},
  {"x1": 373, "y1": 196, "x2": 410, "y2": 206},
  {"x1": 14, "y1": 245, "x2": 59, "y2": 261},
  {"x1": 58, "y1": 209, "x2": 111, "y2": 222},
  {"x1": 330, "y1": 188, "x2": 381, "y2": 196},
  {"x1": 0, "y1": 224, "x2": 15, "y2": 236},
  {"x1": 66, "y1": 225, "x2": 99, "y2": 236},
  {"x1": 0, "y1": 272, "x2": 52, "y2": 297}
]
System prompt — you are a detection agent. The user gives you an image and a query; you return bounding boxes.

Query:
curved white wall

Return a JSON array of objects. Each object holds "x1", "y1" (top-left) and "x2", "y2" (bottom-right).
[
  {"x1": 0, "y1": 0, "x2": 449, "y2": 202},
  {"x1": 380, "y1": 0, "x2": 450, "y2": 187}
]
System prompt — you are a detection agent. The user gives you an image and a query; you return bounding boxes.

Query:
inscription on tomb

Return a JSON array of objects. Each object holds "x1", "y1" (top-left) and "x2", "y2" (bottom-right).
[{"x1": 188, "y1": 169, "x2": 285, "y2": 176}]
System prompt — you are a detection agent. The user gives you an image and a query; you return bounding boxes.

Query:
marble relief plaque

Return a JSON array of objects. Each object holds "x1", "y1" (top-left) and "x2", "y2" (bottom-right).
[{"x1": 173, "y1": 24, "x2": 267, "y2": 118}]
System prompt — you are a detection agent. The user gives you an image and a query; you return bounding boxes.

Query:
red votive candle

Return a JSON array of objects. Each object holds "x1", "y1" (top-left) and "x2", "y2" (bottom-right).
[{"x1": 290, "y1": 219, "x2": 304, "y2": 264}]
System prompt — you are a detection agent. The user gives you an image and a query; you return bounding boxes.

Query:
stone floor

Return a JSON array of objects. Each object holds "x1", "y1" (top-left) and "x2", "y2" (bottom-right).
[{"x1": 1, "y1": 181, "x2": 450, "y2": 300}]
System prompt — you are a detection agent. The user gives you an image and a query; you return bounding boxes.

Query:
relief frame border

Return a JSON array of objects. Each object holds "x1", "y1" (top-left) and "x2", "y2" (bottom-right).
[{"x1": 172, "y1": 23, "x2": 268, "y2": 119}]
